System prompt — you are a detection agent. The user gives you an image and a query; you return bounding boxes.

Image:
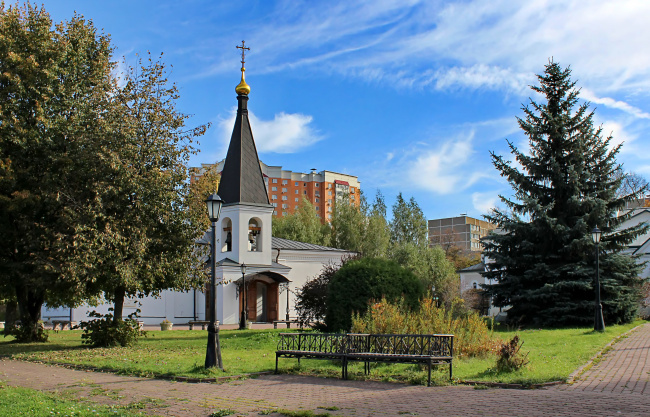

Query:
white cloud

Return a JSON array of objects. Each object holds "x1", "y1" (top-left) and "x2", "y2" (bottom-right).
[
  {"x1": 472, "y1": 191, "x2": 498, "y2": 215},
  {"x1": 201, "y1": 1, "x2": 650, "y2": 99},
  {"x1": 218, "y1": 108, "x2": 322, "y2": 154},
  {"x1": 581, "y1": 89, "x2": 650, "y2": 120},
  {"x1": 405, "y1": 133, "x2": 487, "y2": 194}
]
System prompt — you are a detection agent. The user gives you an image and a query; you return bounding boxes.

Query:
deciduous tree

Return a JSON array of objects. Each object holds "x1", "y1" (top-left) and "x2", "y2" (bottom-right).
[{"x1": 0, "y1": 4, "x2": 114, "y2": 341}]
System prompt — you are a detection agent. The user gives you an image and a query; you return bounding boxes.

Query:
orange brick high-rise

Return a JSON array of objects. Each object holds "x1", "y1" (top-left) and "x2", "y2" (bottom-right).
[{"x1": 191, "y1": 160, "x2": 360, "y2": 221}]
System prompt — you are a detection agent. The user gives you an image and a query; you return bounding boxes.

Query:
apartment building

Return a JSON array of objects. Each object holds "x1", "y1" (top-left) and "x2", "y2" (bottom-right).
[
  {"x1": 428, "y1": 215, "x2": 496, "y2": 252},
  {"x1": 190, "y1": 160, "x2": 360, "y2": 220}
]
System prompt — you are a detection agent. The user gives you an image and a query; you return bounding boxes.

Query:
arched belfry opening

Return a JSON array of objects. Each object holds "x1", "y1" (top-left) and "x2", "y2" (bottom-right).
[
  {"x1": 221, "y1": 217, "x2": 232, "y2": 253},
  {"x1": 248, "y1": 217, "x2": 262, "y2": 252}
]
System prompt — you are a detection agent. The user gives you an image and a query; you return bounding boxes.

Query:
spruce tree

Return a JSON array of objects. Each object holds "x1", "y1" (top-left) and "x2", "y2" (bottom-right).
[{"x1": 483, "y1": 61, "x2": 648, "y2": 327}]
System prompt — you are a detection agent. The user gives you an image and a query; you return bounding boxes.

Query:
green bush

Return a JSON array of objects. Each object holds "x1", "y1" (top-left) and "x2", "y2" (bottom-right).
[
  {"x1": 326, "y1": 257, "x2": 424, "y2": 331},
  {"x1": 79, "y1": 310, "x2": 145, "y2": 347}
]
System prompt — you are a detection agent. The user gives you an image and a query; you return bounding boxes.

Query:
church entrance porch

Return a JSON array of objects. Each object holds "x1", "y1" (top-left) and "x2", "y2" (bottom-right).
[{"x1": 238, "y1": 273, "x2": 288, "y2": 323}]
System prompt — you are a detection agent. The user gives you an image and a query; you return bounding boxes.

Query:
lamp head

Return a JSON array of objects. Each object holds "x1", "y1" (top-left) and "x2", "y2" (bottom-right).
[
  {"x1": 240, "y1": 263, "x2": 247, "y2": 275},
  {"x1": 592, "y1": 226, "x2": 602, "y2": 244},
  {"x1": 205, "y1": 193, "x2": 223, "y2": 223}
]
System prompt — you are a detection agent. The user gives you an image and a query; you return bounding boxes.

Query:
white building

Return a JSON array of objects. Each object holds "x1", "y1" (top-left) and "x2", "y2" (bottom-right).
[
  {"x1": 618, "y1": 207, "x2": 650, "y2": 315},
  {"x1": 42, "y1": 65, "x2": 355, "y2": 326}
]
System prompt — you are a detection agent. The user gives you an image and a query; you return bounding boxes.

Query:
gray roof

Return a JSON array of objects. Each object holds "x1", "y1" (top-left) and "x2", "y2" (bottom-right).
[
  {"x1": 217, "y1": 95, "x2": 270, "y2": 206},
  {"x1": 272, "y1": 237, "x2": 350, "y2": 252},
  {"x1": 198, "y1": 231, "x2": 350, "y2": 253}
]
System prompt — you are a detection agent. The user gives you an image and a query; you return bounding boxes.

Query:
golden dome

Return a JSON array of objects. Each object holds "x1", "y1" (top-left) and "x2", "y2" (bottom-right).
[{"x1": 235, "y1": 68, "x2": 250, "y2": 95}]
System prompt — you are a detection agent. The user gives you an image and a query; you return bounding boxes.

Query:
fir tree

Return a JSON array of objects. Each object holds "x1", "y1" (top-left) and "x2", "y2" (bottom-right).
[{"x1": 483, "y1": 61, "x2": 648, "y2": 327}]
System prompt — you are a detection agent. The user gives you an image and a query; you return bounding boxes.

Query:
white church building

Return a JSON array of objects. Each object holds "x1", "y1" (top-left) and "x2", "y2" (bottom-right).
[{"x1": 42, "y1": 61, "x2": 355, "y2": 326}]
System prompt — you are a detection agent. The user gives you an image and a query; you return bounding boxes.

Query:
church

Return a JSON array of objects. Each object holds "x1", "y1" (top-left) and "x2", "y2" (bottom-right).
[{"x1": 42, "y1": 47, "x2": 355, "y2": 326}]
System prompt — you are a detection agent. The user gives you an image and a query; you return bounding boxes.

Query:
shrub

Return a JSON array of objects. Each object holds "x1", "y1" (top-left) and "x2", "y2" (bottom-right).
[
  {"x1": 295, "y1": 256, "x2": 358, "y2": 330},
  {"x1": 326, "y1": 257, "x2": 424, "y2": 331},
  {"x1": 351, "y1": 297, "x2": 501, "y2": 357},
  {"x1": 495, "y1": 335, "x2": 529, "y2": 372},
  {"x1": 11, "y1": 321, "x2": 48, "y2": 343},
  {"x1": 79, "y1": 309, "x2": 145, "y2": 347}
]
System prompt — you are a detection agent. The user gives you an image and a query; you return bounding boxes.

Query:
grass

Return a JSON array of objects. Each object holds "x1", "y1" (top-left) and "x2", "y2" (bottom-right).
[
  {"x1": 0, "y1": 321, "x2": 643, "y2": 385},
  {"x1": 0, "y1": 381, "x2": 155, "y2": 416}
]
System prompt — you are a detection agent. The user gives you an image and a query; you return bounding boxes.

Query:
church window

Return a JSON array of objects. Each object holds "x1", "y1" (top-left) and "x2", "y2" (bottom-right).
[
  {"x1": 272, "y1": 202, "x2": 277, "y2": 207},
  {"x1": 295, "y1": 197, "x2": 299, "y2": 202},
  {"x1": 315, "y1": 198, "x2": 319, "y2": 202},
  {"x1": 282, "y1": 204, "x2": 287, "y2": 209},
  {"x1": 295, "y1": 190, "x2": 299, "y2": 194},
  {"x1": 282, "y1": 188, "x2": 287, "y2": 193},
  {"x1": 295, "y1": 182, "x2": 299, "y2": 186},
  {"x1": 282, "y1": 180, "x2": 288, "y2": 185},
  {"x1": 272, "y1": 178, "x2": 277, "y2": 183},
  {"x1": 272, "y1": 195, "x2": 277, "y2": 200},
  {"x1": 272, "y1": 186, "x2": 277, "y2": 191},
  {"x1": 282, "y1": 196, "x2": 287, "y2": 201},
  {"x1": 328, "y1": 191, "x2": 332, "y2": 196}
]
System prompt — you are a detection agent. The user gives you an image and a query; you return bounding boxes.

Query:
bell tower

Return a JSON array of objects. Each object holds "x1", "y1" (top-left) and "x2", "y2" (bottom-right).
[{"x1": 216, "y1": 41, "x2": 273, "y2": 267}]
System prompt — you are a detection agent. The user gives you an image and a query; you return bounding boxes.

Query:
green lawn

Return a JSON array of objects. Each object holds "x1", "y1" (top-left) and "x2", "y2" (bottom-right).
[
  {"x1": 0, "y1": 321, "x2": 644, "y2": 386},
  {"x1": 0, "y1": 381, "x2": 155, "y2": 416}
]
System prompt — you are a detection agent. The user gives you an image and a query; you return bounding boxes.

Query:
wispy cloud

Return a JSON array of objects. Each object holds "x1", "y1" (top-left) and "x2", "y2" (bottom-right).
[
  {"x1": 405, "y1": 133, "x2": 488, "y2": 194},
  {"x1": 472, "y1": 191, "x2": 498, "y2": 215},
  {"x1": 196, "y1": 0, "x2": 650, "y2": 100},
  {"x1": 581, "y1": 89, "x2": 650, "y2": 120},
  {"x1": 217, "y1": 108, "x2": 323, "y2": 154}
]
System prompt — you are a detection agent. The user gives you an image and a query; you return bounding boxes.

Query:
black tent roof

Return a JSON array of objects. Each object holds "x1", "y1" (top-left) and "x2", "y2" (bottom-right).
[{"x1": 216, "y1": 94, "x2": 270, "y2": 206}]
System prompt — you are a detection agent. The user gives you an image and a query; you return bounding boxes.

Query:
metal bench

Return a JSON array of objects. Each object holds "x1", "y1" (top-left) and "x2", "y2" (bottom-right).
[
  {"x1": 275, "y1": 333, "x2": 348, "y2": 377},
  {"x1": 273, "y1": 317, "x2": 303, "y2": 329},
  {"x1": 188, "y1": 320, "x2": 210, "y2": 330},
  {"x1": 346, "y1": 333, "x2": 454, "y2": 386},
  {"x1": 276, "y1": 333, "x2": 454, "y2": 386}
]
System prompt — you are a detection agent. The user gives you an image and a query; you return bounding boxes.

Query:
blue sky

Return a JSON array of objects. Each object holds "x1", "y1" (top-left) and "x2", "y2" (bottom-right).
[{"x1": 44, "y1": 0, "x2": 650, "y2": 220}]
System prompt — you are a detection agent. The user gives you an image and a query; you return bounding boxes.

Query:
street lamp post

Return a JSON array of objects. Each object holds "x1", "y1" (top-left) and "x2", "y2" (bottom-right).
[
  {"x1": 205, "y1": 193, "x2": 224, "y2": 369},
  {"x1": 239, "y1": 263, "x2": 248, "y2": 330},
  {"x1": 592, "y1": 226, "x2": 605, "y2": 332}
]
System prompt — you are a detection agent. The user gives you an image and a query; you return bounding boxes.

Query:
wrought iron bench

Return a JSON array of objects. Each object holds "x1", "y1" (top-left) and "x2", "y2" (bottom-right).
[
  {"x1": 275, "y1": 333, "x2": 348, "y2": 377},
  {"x1": 275, "y1": 333, "x2": 454, "y2": 386},
  {"x1": 273, "y1": 317, "x2": 303, "y2": 329},
  {"x1": 346, "y1": 333, "x2": 454, "y2": 386}
]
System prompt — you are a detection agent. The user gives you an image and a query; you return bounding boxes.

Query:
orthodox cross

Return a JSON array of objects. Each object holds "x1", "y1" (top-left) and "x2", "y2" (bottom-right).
[{"x1": 236, "y1": 40, "x2": 250, "y2": 69}]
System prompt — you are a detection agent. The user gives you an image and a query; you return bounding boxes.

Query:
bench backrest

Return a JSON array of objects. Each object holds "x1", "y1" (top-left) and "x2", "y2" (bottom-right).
[
  {"x1": 279, "y1": 333, "x2": 453, "y2": 357},
  {"x1": 278, "y1": 333, "x2": 348, "y2": 354},
  {"x1": 350, "y1": 334, "x2": 453, "y2": 356}
]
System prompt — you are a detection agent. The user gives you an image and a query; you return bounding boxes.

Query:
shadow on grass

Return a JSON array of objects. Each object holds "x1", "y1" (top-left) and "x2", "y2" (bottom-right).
[{"x1": 0, "y1": 341, "x2": 89, "y2": 356}]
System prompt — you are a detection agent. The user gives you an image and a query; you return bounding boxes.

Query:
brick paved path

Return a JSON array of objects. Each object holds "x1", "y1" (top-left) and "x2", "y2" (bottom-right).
[
  {"x1": 1, "y1": 323, "x2": 649, "y2": 416},
  {"x1": 560, "y1": 321, "x2": 650, "y2": 395}
]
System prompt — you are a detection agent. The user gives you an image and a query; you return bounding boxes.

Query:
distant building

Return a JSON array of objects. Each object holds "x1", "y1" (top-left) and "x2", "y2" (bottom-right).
[
  {"x1": 191, "y1": 160, "x2": 360, "y2": 221},
  {"x1": 428, "y1": 215, "x2": 496, "y2": 252}
]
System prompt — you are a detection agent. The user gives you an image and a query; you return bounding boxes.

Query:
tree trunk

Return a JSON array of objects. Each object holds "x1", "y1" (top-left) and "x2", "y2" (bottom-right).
[
  {"x1": 113, "y1": 286, "x2": 126, "y2": 324},
  {"x1": 15, "y1": 284, "x2": 47, "y2": 342},
  {"x1": 4, "y1": 299, "x2": 18, "y2": 334}
]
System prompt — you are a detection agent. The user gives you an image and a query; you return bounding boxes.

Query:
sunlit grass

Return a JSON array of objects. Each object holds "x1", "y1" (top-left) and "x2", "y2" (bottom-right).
[
  {"x1": 0, "y1": 320, "x2": 643, "y2": 385},
  {"x1": 0, "y1": 381, "x2": 153, "y2": 416}
]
